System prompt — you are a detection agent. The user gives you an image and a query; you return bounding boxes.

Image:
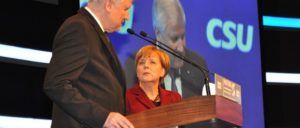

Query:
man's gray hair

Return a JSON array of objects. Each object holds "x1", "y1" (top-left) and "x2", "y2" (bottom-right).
[
  {"x1": 152, "y1": 0, "x2": 186, "y2": 33},
  {"x1": 88, "y1": 0, "x2": 121, "y2": 4}
]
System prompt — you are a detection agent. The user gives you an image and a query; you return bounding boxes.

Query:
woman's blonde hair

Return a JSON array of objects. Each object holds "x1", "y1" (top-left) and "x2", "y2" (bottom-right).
[{"x1": 135, "y1": 45, "x2": 170, "y2": 79}]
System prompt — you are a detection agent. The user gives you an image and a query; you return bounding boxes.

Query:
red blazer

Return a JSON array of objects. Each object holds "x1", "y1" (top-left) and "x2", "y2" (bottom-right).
[{"x1": 126, "y1": 84, "x2": 181, "y2": 114}]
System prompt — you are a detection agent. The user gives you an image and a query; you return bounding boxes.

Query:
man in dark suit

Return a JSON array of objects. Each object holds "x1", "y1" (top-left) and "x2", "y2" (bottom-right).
[
  {"x1": 125, "y1": 0, "x2": 209, "y2": 98},
  {"x1": 43, "y1": 0, "x2": 134, "y2": 128}
]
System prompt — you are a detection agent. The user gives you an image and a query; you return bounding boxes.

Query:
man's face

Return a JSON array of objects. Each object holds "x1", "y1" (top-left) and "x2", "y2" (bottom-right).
[
  {"x1": 106, "y1": 0, "x2": 132, "y2": 32},
  {"x1": 157, "y1": 24, "x2": 186, "y2": 69}
]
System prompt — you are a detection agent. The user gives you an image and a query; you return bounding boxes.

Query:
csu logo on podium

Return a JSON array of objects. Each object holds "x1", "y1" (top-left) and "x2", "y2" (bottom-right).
[{"x1": 206, "y1": 18, "x2": 254, "y2": 53}]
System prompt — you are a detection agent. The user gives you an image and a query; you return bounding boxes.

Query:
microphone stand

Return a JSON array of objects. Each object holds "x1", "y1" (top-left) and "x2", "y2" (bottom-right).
[{"x1": 127, "y1": 29, "x2": 211, "y2": 96}]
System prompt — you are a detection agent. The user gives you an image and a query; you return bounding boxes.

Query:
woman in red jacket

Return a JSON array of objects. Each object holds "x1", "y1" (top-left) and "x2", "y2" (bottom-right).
[{"x1": 126, "y1": 45, "x2": 181, "y2": 114}]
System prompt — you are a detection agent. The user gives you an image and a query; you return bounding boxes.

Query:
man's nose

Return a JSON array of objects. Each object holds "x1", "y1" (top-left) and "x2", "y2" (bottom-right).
[
  {"x1": 175, "y1": 39, "x2": 185, "y2": 52},
  {"x1": 124, "y1": 11, "x2": 130, "y2": 21},
  {"x1": 176, "y1": 45, "x2": 184, "y2": 52}
]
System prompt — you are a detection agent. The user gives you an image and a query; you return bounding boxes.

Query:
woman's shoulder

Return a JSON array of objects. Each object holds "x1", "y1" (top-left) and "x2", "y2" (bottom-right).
[
  {"x1": 160, "y1": 87, "x2": 181, "y2": 101},
  {"x1": 126, "y1": 84, "x2": 142, "y2": 96}
]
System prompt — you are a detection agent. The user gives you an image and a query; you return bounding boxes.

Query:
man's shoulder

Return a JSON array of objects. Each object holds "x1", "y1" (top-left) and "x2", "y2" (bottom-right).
[
  {"x1": 163, "y1": 90, "x2": 181, "y2": 102},
  {"x1": 64, "y1": 11, "x2": 86, "y2": 23},
  {"x1": 125, "y1": 52, "x2": 136, "y2": 61},
  {"x1": 160, "y1": 87, "x2": 181, "y2": 98},
  {"x1": 185, "y1": 48, "x2": 207, "y2": 64},
  {"x1": 61, "y1": 8, "x2": 95, "y2": 26},
  {"x1": 185, "y1": 48, "x2": 204, "y2": 59},
  {"x1": 124, "y1": 52, "x2": 136, "y2": 67},
  {"x1": 126, "y1": 84, "x2": 141, "y2": 95}
]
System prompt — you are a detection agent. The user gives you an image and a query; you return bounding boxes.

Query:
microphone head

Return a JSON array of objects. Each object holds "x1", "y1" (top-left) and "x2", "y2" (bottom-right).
[
  {"x1": 140, "y1": 31, "x2": 148, "y2": 37},
  {"x1": 127, "y1": 28, "x2": 135, "y2": 34}
]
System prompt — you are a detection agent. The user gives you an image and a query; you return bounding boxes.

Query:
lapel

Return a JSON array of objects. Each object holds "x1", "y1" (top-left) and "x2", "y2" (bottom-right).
[
  {"x1": 131, "y1": 84, "x2": 172, "y2": 108},
  {"x1": 159, "y1": 86, "x2": 171, "y2": 106},
  {"x1": 132, "y1": 85, "x2": 156, "y2": 109},
  {"x1": 78, "y1": 8, "x2": 126, "y2": 89}
]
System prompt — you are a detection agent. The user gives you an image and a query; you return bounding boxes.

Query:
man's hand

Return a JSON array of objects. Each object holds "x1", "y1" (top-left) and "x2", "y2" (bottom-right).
[{"x1": 103, "y1": 112, "x2": 134, "y2": 128}]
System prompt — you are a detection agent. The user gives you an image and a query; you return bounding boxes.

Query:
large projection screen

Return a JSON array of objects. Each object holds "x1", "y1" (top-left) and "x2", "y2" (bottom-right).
[{"x1": 81, "y1": 0, "x2": 264, "y2": 127}]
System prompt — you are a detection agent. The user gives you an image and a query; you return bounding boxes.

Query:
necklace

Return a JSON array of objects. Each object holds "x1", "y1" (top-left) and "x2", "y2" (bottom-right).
[{"x1": 153, "y1": 93, "x2": 160, "y2": 102}]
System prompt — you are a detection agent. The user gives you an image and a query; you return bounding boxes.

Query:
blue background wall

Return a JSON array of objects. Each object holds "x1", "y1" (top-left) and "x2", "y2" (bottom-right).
[{"x1": 80, "y1": 0, "x2": 264, "y2": 127}]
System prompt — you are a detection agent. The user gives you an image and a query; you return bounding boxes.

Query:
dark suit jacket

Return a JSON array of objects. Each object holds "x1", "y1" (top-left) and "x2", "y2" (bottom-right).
[
  {"x1": 126, "y1": 84, "x2": 181, "y2": 114},
  {"x1": 44, "y1": 8, "x2": 126, "y2": 128},
  {"x1": 124, "y1": 48, "x2": 209, "y2": 98}
]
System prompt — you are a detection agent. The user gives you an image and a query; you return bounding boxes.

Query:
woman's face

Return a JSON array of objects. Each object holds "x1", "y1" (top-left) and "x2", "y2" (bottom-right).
[{"x1": 136, "y1": 53, "x2": 165, "y2": 84}]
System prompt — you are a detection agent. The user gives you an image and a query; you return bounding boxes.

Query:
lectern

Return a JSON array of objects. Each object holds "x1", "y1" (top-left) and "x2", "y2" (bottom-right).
[{"x1": 126, "y1": 74, "x2": 242, "y2": 128}]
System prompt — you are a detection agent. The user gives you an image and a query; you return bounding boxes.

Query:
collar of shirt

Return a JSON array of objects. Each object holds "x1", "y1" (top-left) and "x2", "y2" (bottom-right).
[
  {"x1": 164, "y1": 74, "x2": 182, "y2": 96},
  {"x1": 85, "y1": 7, "x2": 105, "y2": 32}
]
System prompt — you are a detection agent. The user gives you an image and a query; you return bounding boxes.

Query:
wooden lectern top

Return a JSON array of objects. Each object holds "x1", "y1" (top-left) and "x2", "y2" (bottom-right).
[{"x1": 126, "y1": 95, "x2": 242, "y2": 128}]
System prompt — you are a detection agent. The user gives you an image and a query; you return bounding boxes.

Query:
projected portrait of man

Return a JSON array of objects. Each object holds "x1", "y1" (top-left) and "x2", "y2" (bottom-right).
[{"x1": 125, "y1": 0, "x2": 209, "y2": 98}]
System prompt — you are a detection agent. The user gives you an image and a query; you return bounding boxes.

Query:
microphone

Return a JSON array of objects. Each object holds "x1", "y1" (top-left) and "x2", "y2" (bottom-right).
[
  {"x1": 140, "y1": 31, "x2": 186, "y2": 63},
  {"x1": 127, "y1": 28, "x2": 211, "y2": 96},
  {"x1": 127, "y1": 28, "x2": 156, "y2": 45},
  {"x1": 128, "y1": 29, "x2": 182, "y2": 61}
]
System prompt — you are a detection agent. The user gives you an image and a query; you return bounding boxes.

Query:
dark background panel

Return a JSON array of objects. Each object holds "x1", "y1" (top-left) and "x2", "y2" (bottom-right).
[
  {"x1": 261, "y1": 0, "x2": 300, "y2": 17},
  {"x1": 264, "y1": 84, "x2": 300, "y2": 128},
  {"x1": 259, "y1": 0, "x2": 300, "y2": 128},
  {"x1": 0, "y1": 0, "x2": 78, "y2": 119},
  {"x1": 262, "y1": 29, "x2": 300, "y2": 73},
  {"x1": 0, "y1": 0, "x2": 78, "y2": 51},
  {"x1": 0, "y1": 61, "x2": 51, "y2": 119},
  {"x1": 1, "y1": 0, "x2": 300, "y2": 127}
]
